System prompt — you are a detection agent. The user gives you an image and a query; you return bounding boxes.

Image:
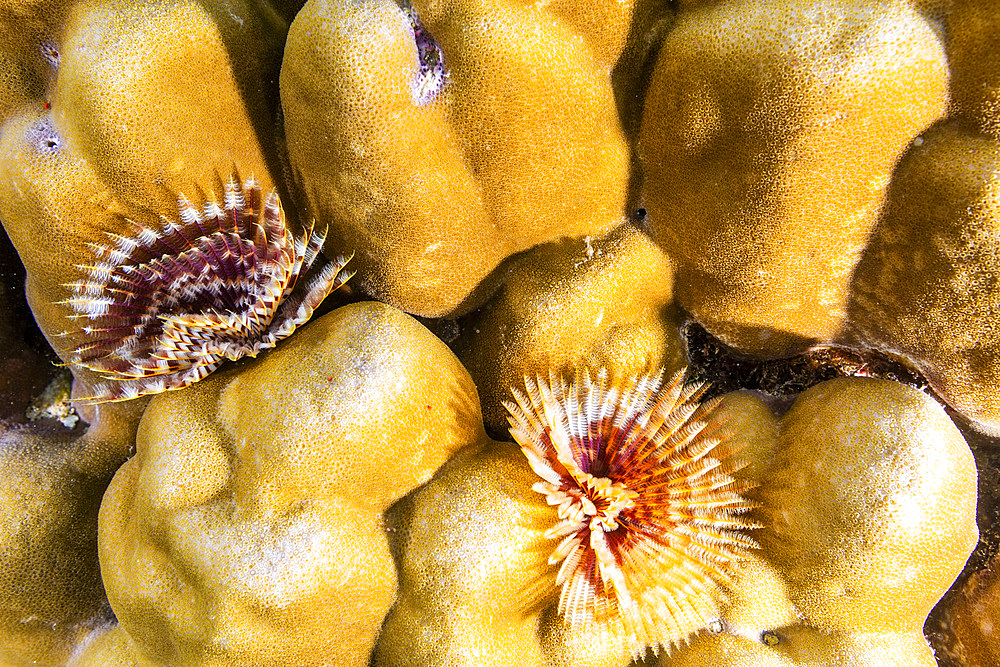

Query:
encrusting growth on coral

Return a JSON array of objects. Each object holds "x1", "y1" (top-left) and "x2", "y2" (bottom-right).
[
  {"x1": 58, "y1": 175, "x2": 353, "y2": 403},
  {"x1": 404, "y1": 4, "x2": 447, "y2": 106},
  {"x1": 505, "y1": 368, "x2": 758, "y2": 650}
]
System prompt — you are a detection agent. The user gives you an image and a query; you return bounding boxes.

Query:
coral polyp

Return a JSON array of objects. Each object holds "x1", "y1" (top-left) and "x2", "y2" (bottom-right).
[
  {"x1": 59, "y1": 176, "x2": 353, "y2": 403},
  {"x1": 505, "y1": 368, "x2": 757, "y2": 649}
]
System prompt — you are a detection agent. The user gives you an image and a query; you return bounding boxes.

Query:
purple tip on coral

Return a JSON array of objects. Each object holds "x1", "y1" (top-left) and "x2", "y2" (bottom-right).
[
  {"x1": 406, "y1": 6, "x2": 447, "y2": 106},
  {"x1": 60, "y1": 176, "x2": 352, "y2": 403}
]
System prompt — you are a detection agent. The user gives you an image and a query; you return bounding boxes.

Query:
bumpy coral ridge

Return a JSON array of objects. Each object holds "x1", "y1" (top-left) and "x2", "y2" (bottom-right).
[
  {"x1": 505, "y1": 369, "x2": 757, "y2": 649},
  {"x1": 59, "y1": 175, "x2": 352, "y2": 402}
]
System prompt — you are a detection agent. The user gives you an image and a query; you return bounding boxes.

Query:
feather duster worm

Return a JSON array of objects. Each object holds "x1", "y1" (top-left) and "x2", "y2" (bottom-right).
[
  {"x1": 505, "y1": 369, "x2": 757, "y2": 651},
  {"x1": 59, "y1": 176, "x2": 353, "y2": 403}
]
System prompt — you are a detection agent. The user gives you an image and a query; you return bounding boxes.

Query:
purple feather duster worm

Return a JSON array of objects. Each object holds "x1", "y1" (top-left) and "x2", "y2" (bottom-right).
[{"x1": 59, "y1": 175, "x2": 353, "y2": 403}]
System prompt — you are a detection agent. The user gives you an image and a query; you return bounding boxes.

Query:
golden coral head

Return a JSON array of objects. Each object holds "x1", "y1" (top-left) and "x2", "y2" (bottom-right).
[
  {"x1": 58, "y1": 175, "x2": 353, "y2": 403},
  {"x1": 505, "y1": 368, "x2": 758, "y2": 651}
]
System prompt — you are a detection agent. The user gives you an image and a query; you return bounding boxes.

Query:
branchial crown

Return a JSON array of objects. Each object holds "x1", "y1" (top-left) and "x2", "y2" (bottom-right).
[{"x1": 506, "y1": 367, "x2": 759, "y2": 652}]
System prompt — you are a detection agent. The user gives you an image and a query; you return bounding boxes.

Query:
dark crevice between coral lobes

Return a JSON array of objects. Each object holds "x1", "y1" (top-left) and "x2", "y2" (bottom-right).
[
  {"x1": 0, "y1": 221, "x2": 63, "y2": 424},
  {"x1": 927, "y1": 423, "x2": 1000, "y2": 667},
  {"x1": 683, "y1": 321, "x2": 930, "y2": 404},
  {"x1": 201, "y1": 1, "x2": 295, "y2": 224}
]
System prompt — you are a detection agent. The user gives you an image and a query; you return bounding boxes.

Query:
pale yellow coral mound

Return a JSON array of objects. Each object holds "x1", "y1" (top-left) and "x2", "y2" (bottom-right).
[
  {"x1": 280, "y1": 0, "x2": 631, "y2": 317},
  {"x1": 662, "y1": 379, "x2": 977, "y2": 666},
  {"x1": 849, "y1": 121, "x2": 1000, "y2": 436},
  {"x1": 457, "y1": 224, "x2": 685, "y2": 432},
  {"x1": 0, "y1": 425, "x2": 112, "y2": 667},
  {"x1": 377, "y1": 377, "x2": 977, "y2": 666},
  {"x1": 638, "y1": 0, "x2": 948, "y2": 357},
  {"x1": 97, "y1": 302, "x2": 485, "y2": 666},
  {"x1": 51, "y1": 0, "x2": 281, "y2": 209}
]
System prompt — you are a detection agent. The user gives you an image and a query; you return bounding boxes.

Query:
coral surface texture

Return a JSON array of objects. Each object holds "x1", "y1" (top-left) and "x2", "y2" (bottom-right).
[{"x1": 0, "y1": 0, "x2": 997, "y2": 666}]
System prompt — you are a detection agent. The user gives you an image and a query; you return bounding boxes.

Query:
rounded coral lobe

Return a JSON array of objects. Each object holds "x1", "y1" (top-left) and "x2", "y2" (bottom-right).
[
  {"x1": 505, "y1": 369, "x2": 757, "y2": 650},
  {"x1": 59, "y1": 176, "x2": 353, "y2": 403}
]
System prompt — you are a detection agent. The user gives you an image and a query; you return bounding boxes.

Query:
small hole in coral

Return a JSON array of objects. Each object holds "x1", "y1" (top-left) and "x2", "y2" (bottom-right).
[
  {"x1": 406, "y1": 7, "x2": 446, "y2": 106},
  {"x1": 26, "y1": 117, "x2": 62, "y2": 154},
  {"x1": 39, "y1": 37, "x2": 60, "y2": 68}
]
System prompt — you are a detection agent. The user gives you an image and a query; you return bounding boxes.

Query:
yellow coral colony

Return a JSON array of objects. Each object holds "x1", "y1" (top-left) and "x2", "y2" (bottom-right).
[
  {"x1": 661, "y1": 378, "x2": 979, "y2": 667},
  {"x1": 638, "y1": 0, "x2": 948, "y2": 356},
  {"x1": 280, "y1": 0, "x2": 630, "y2": 317},
  {"x1": 0, "y1": 0, "x2": 287, "y2": 408},
  {"x1": 97, "y1": 302, "x2": 485, "y2": 667},
  {"x1": 456, "y1": 225, "x2": 686, "y2": 433},
  {"x1": 58, "y1": 175, "x2": 353, "y2": 403},
  {"x1": 505, "y1": 369, "x2": 756, "y2": 651}
]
